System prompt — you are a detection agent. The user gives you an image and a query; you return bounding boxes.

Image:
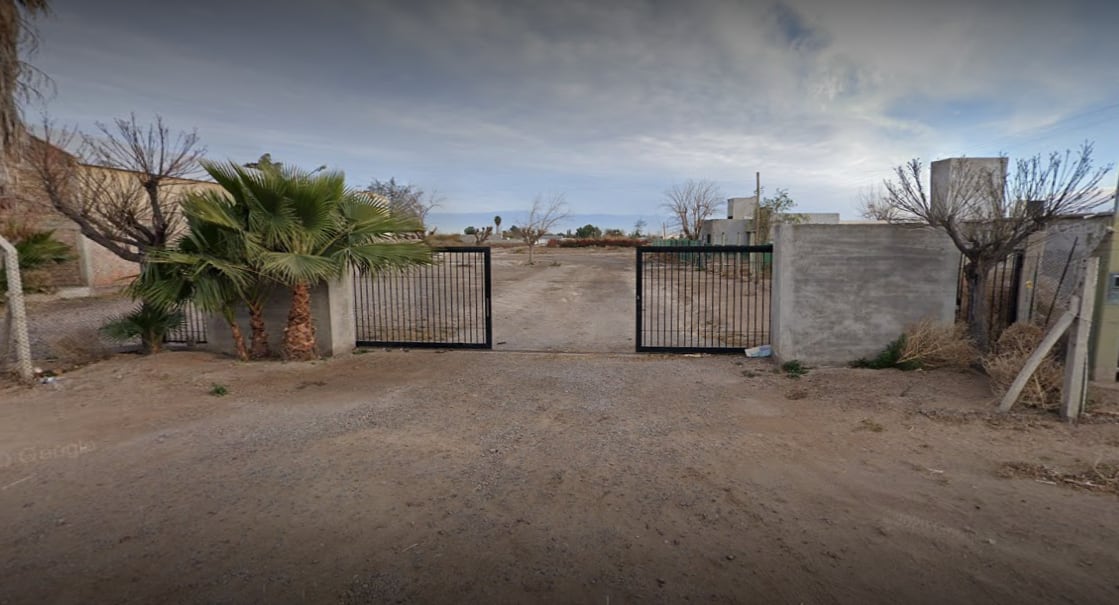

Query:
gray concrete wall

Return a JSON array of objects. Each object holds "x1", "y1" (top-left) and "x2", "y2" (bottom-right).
[
  {"x1": 771, "y1": 223, "x2": 960, "y2": 366},
  {"x1": 699, "y1": 219, "x2": 753, "y2": 246},
  {"x1": 798, "y1": 213, "x2": 841, "y2": 225},
  {"x1": 1024, "y1": 215, "x2": 1112, "y2": 323},
  {"x1": 930, "y1": 157, "x2": 1007, "y2": 220},
  {"x1": 727, "y1": 197, "x2": 758, "y2": 220},
  {"x1": 204, "y1": 276, "x2": 355, "y2": 359}
]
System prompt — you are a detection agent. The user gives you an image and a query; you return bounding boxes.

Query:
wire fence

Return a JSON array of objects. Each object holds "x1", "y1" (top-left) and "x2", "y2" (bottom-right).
[{"x1": 1021, "y1": 216, "x2": 1112, "y2": 327}]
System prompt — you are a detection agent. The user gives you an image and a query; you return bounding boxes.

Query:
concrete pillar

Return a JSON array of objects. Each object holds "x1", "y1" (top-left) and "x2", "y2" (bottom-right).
[
  {"x1": 1090, "y1": 216, "x2": 1119, "y2": 382},
  {"x1": 204, "y1": 275, "x2": 356, "y2": 359},
  {"x1": 770, "y1": 223, "x2": 960, "y2": 366}
]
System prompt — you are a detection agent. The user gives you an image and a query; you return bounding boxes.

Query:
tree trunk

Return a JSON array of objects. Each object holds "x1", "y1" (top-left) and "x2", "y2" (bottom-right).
[
  {"x1": 965, "y1": 259, "x2": 992, "y2": 352},
  {"x1": 247, "y1": 301, "x2": 271, "y2": 359},
  {"x1": 221, "y1": 306, "x2": 249, "y2": 362},
  {"x1": 228, "y1": 319, "x2": 249, "y2": 362},
  {"x1": 527, "y1": 243, "x2": 535, "y2": 265},
  {"x1": 137, "y1": 299, "x2": 163, "y2": 354},
  {"x1": 282, "y1": 282, "x2": 317, "y2": 361}
]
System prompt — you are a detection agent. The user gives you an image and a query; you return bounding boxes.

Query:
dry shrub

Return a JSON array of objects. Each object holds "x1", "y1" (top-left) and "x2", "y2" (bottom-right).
[
  {"x1": 900, "y1": 321, "x2": 977, "y2": 370},
  {"x1": 47, "y1": 327, "x2": 113, "y2": 367},
  {"x1": 982, "y1": 323, "x2": 1063, "y2": 410}
]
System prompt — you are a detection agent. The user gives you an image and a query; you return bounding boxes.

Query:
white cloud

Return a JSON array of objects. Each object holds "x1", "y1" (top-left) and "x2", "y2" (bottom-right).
[{"x1": 29, "y1": 0, "x2": 1119, "y2": 220}]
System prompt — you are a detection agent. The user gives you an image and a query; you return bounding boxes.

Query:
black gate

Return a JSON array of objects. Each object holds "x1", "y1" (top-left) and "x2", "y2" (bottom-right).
[
  {"x1": 636, "y1": 245, "x2": 772, "y2": 353},
  {"x1": 354, "y1": 247, "x2": 492, "y2": 349},
  {"x1": 165, "y1": 302, "x2": 208, "y2": 345}
]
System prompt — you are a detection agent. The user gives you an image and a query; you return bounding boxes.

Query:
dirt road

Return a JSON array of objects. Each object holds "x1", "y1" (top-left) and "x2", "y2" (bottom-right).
[
  {"x1": 1, "y1": 349, "x2": 1117, "y2": 604},
  {"x1": 492, "y1": 248, "x2": 635, "y2": 352}
]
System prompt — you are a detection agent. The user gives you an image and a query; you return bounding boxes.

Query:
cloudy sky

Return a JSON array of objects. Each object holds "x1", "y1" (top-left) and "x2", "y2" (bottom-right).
[{"x1": 24, "y1": 0, "x2": 1119, "y2": 231}]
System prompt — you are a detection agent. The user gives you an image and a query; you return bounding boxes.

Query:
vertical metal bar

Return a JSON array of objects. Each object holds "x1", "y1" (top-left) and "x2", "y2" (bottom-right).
[
  {"x1": 353, "y1": 267, "x2": 361, "y2": 342},
  {"x1": 449, "y1": 250, "x2": 458, "y2": 344},
  {"x1": 484, "y1": 248, "x2": 493, "y2": 348},
  {"x1": 1008, "y1": 250, "x2": 1024, "y2": 326},
  {"x1": 471, "y1": 250, "x2": 479, "y2": 344},
  {"x1": 635, "y1": 249, "x2": 643, "y2": 351},
  {"x1": 442, "y1": 250, "x2": 449, "y2": 344},
  {"x1": 751, "y1": 249, "x2": 758, "y2": 347}
]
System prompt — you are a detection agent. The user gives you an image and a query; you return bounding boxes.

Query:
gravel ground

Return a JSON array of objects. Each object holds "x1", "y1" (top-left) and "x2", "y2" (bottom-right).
[
  {"x1": 3, "y1": 294, "x2": 136, "y2": 360},
  {"x1": 2, "y1": 248, "x2": 1118, "y2": 603},
  {"x1": 1, "y1": 349, "x2": 1117, "y2": 604}
]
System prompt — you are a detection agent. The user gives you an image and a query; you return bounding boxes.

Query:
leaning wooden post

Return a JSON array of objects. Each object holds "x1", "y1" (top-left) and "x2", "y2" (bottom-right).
[
  {"x1": 1061, "y1": 257, "x2": 1099, "y2": 422},
  {"x1": 997, "y1": 306, "x2": 1075, "y2": 413},
  {"x1": 0, "y1": 235, "x2": 34, "y2": 384}
]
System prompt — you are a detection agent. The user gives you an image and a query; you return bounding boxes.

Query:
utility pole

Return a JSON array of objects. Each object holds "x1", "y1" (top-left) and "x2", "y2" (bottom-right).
[{"x1": 756, "y1": 172, "x2": 761, "y2": 204}]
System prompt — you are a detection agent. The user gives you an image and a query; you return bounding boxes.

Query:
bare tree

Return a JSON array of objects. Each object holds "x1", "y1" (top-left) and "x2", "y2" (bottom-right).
[
  {"x1": 662, "y1": 179, "x2": 723, "y2": 240},
  {"x1": 520, "y1": 193, "x2": 569, "y2": 264},
  {"x1": 470, "y1": 225, "x2": 493, "y2": 244},
  {"x1": 880, "y1": 143, "x2": 1113, "y2": 350},
  {"x1": 365, "y1": 178, "x2": 440, "y2": 230},
  {"x1": 854, "y1": 185, "x2": 900, "y2": 221},
  {"x1": 26, "y1": 114, "x2": 206, "y2": 262}
]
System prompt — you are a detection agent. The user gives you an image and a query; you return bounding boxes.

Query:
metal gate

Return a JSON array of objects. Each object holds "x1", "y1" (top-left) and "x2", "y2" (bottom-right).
[
  {"x1": 636, "y1": 244, "x2": 772, "y2": 353},
  {"x1": 354, "y1": 247, "x2": 492, "y2": 349}
]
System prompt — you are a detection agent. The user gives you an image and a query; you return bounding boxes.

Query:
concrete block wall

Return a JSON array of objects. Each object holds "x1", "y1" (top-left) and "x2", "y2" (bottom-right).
[
  {"x1": 771, "y1": 223, "x2": 960, "y2": 366},
  {"x1": 204, "y1": 276, "x2": 356, "y2": 359}
]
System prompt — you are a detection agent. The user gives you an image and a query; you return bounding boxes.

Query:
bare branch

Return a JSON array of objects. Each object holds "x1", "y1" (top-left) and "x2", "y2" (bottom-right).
[
  {"x1": 855, "y1": 185, "x2": 903, "y2": 221},
  {"x1": 661, "y1": 179, "x2": 723, "y2": 240},
  {"x1": 365, "y1": 178, "x2": 440, "y2": 229},
  {"x1": 25, "y1": 115, "x2": 206, "y2": 263},
  {"x1": 520, "y1": 193, "x2": 570, "y2": 264},
  {"x1": 878, "y1": 144, "x2": 1114, "y2": 350}
]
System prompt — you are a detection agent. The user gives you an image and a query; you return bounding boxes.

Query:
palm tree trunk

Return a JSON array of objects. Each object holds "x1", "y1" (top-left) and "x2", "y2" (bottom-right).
[
  {"x1": 282, "y1": 282, "x2": 317, "y2": 361},
  {"x1": 137, "y1": 299, "x2": 163, "y2": 354},
  {"x1": 247, "y1": 301, "x2": 271, "y2": 359},
  {"x1": 222, "y1": 307, "x2": 249, "y2": 362}
]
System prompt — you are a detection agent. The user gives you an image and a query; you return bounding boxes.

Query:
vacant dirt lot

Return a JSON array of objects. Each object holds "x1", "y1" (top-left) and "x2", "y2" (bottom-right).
[
  {"x1": 3, "y1": 248, "x2": 1119, "y2": 603},
  {"x1": 492, "y1": 247, "x2": 635, "y2": 352},
  {"x1": 2, "y1": 348, "x2": 1118, "y2": 604}
]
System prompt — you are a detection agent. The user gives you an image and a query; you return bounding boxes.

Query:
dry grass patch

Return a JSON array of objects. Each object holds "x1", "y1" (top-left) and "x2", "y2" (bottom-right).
[
  {"x1": 853, "y1": 321, "x2": 977, "y2": 371},
  {"x1": 900, "y1": 321, "x2": 977, "y2": 370},
  {"x1": 998, "y1": 461, "x2": 1119, "y2": 495},
  {"x1": 983, "y1": 323, "x2": 1063, "y2": 410},
  {"x1": 45, "y1": 327, "x2": 114, "y2": 368}
]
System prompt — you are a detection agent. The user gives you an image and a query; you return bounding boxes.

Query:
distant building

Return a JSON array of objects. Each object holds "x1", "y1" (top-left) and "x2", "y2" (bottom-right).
[{"x1": 699, "y1": 196, "x2": 839, "y2": 245}]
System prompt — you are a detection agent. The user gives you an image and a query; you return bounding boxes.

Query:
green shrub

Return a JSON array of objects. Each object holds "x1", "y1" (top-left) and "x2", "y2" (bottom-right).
[
  {"x1": 852, "y1": 335, "x2": 921, "y2": 370},
  {"x1": 781, "y1": 359, "x2": 808, "y2": 378},
  {"x1": 101, "y1": 302, "x2": 184, "y2": 354},
  {"x1": 0, "y1": 227, "x2": 73, "y2": 295}
]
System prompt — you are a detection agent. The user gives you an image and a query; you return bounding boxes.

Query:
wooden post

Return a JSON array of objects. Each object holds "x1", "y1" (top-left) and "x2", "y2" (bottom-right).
[
  {"x1": 997, "y1": 307, "x2": 1075, "y2": 412},
  {"x1": 0, "y1": 235, "x2": 34, "y2": 384},
  {"x1": 1061, "y1": 257, "x2": 1100, "y2": 421}
]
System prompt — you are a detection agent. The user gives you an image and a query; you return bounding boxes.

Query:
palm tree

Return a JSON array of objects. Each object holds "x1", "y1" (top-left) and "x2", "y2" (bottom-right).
[
  {"x1": 186, "y1": 164, "x2": 283, "y2": 359},
  {"x1": 132, "y1": 210, "x2": 257, "y2": 361},
  {"x1": 188, "y1": 161, "x2": 431, "y2": 361}
]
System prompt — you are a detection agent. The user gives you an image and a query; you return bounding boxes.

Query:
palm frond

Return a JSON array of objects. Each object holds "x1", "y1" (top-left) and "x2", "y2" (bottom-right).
[{"x1": 258, "y1": 251, "x2": 340, "y2": 284}]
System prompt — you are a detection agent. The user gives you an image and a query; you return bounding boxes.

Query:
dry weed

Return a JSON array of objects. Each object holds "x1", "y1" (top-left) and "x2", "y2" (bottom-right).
[
  {"x1": 997, "y1": 461, "x2": 1119, "y2": 495},
  {"x1": 47, "y1": 327, "x2": 113, "y2": 367},
  {"x1": 982, "y1": 323, "x2": 1063, "y2": 410},
  {"x1": 899, "y1": 321, "x2": 977, "y2": 370}
]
